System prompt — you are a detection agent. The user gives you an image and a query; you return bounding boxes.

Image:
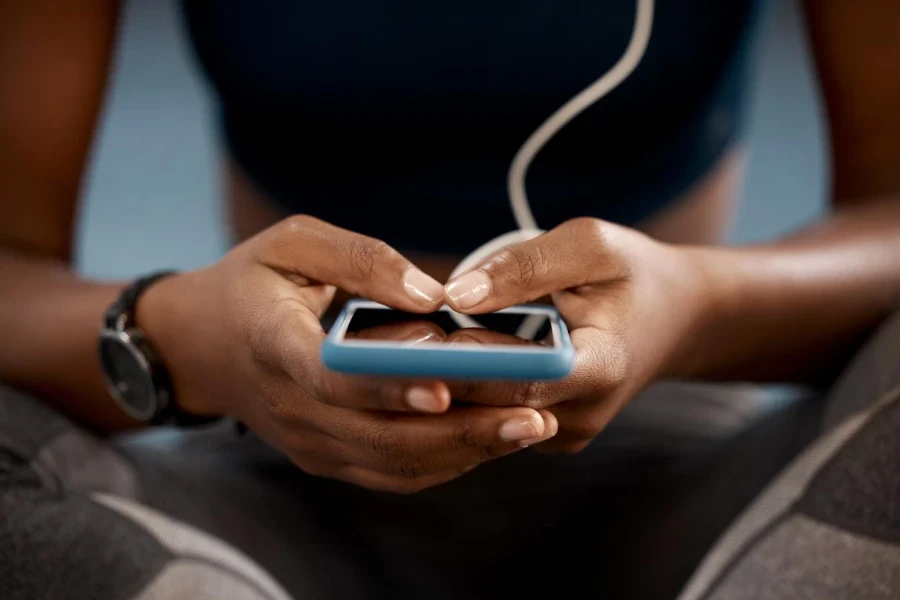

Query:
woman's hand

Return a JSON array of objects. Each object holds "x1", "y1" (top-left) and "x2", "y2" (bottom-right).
[
  {"x1": 444, "y1": 217, "x2": 711, "y2": 454},
  {"x1": 136, "y1": 215, "x2": 557, "y2": 493}
]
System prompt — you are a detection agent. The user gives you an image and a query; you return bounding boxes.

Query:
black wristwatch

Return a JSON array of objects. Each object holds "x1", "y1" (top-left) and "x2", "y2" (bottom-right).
[{"x1": 98, "y1": 271, "x2": 216, "y2": 426}]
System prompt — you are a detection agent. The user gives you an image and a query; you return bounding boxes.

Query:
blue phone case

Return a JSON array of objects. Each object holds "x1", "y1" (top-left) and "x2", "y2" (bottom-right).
[{"x1": 322, "y1": 300, "x2": 574, "y2": 380}]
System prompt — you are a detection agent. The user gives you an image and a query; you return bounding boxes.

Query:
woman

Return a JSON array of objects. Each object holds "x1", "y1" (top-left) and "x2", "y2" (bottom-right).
[{"x1": 1, "y1": 1, "x2": 898, "y2": 598}]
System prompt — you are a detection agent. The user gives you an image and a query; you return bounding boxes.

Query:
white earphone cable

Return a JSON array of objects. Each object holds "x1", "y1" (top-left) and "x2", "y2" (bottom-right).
[{"x1": 449, "y1": 0, "x2": 655, "y2": 337}]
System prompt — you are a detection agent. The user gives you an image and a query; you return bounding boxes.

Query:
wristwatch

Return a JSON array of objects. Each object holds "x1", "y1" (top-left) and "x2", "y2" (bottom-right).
[{"x1": 98, "y1": 271, "x2": 215, "y2": 426}]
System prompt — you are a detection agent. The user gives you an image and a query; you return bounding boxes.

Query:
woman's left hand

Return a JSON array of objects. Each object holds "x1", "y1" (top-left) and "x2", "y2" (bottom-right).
[{"x1": 443, "y1": 217, "x2": 713, "y2": 454}]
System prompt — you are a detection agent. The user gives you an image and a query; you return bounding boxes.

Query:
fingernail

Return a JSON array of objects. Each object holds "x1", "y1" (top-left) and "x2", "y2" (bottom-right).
[
  {"x1": 518, "y1": 431, "x2": 552, "y2": 448},
  {"x1": 403, "y1": 267, "x2": 444, "y2": 306},
  {"x1": 406, "y1": 387, "x2": 444, "y2": 413},
  {"x1": 446, "y1": 333, "x2": 480, "y2": 346},
  {"x1": 518, "y1": 412, "x2": 558, "y2": 447},
  {"x1": 499, "y1": 415, "x2": 541, "y2": 442},
  {"x1": 403, "y1": 328, "x2": 441, "y2": 345},
  {"x1": 445, "y1": 270, "x2": 491, "y2": 310},
  {"x1": 544, "y1": 411, "x2": 559, "y2": 437}
]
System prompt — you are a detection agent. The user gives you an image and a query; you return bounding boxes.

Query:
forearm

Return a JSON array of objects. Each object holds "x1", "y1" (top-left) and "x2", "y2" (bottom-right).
[
  {"x1": 677, "y1": 198, "x2": 900, "y2": 385},
  {"x1": 0, "y1": 248, "x2": 140, "y2": 432}
]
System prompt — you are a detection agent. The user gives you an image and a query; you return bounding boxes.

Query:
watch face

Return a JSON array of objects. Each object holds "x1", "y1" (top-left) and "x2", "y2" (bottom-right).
[{"x1": 99, "y1": 331, "x2": 157, "y2": 420}]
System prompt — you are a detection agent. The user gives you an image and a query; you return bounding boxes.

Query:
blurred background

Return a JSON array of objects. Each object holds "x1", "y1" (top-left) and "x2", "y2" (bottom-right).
[{"x1": 76, "y1": 0, "x2": 827, "y2": 279}]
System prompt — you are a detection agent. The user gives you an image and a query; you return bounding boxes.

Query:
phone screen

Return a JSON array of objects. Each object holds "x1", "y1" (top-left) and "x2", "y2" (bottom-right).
[{"x1": 339, "y1": 307, "x2": 556, "y2": 348}]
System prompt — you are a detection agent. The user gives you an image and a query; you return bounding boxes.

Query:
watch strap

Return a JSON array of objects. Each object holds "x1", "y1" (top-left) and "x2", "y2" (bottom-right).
[
  {"x1": 105, "y1": 270, "x2": 218, "y2": 427},
  {"x1": 105, "y1": 270, "x2": 178, "y2": 330}
]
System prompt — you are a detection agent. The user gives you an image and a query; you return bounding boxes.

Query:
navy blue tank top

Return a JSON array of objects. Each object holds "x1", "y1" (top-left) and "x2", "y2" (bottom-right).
[{"x1": 182, "y1": 1, "x2": 764, "y2": 254}]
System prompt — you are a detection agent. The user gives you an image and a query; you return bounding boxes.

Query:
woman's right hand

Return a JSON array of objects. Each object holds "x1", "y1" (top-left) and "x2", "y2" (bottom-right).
[{"x1": 136, "y1": 215, "x2": 556, "y2": 493}]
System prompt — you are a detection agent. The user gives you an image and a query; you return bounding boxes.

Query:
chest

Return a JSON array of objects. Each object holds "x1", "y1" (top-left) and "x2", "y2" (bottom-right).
[{"x1": 183, "y1": 0, "x2": 759, "y2": 118}]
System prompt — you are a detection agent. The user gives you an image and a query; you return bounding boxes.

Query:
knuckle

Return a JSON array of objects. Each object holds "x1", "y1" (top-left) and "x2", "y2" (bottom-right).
[
  {"x1": 363, "y1": 423, "x2": 404, "y2": 457},
  {"x1": 479, "y1": 444, "x2": 508, "y2": 461},
  {"x1": 265, "y1": 215, "x2": 317, "y2": 254},
  {"x1": 347, "y1": 238, "x2": 396, "y2": 280},
  {"x1": 255, "y1": 214, "x2": 322, "y2": 271},
  {"x1": 570, "y1": 217, "x2": 632, "y2": 280},
  {"x1": 597, "y1": 345, "x2": 630, "y2": 393},
  {"x1": 367, "y1": 382, "x2": 397, "y2": 411},
  {"x1": 510, "y1": 380, "x2": 548, "y2": 409},
  {"x1": 495, "y1": 245, "x2": 547, "y2": 287},
  {"x1": 262, "y1": 388, "x2": 296, "y2": 424},
  {"x1": 280, "y1": 213, "x2": 318, "y2": 236},
  {"x1": 454, "y1": 423, "x2": 479, "y2": 448},
  {"x1": 347, "y1": 239, "x2": 377, "y2": 279},
  {"x1": 392, "y1": 456, "x2": 430, "y2": 480},
  {"x1": 569, "y1": 217, "x2": 607, "y2": 246},
  {"x1": 451, "y1": 379, "x2": 475, "y2": 403},
  {"x1": 331, "y1": 378, "x2": 389, "y2": 410}
]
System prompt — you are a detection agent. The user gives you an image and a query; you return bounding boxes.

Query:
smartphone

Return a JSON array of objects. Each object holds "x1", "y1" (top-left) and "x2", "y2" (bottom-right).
[{"x1": 322, "y1": 299, "x2": 574, "y2": 380}]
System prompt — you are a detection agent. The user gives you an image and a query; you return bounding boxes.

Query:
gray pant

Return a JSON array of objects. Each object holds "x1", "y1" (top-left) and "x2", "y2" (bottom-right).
[{"x1": 2, "y1": 310, "x2": 898, "y2": 600}]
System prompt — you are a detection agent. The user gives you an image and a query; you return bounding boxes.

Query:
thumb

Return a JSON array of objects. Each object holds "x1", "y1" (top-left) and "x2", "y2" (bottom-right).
[
  {"x1": 299, "y1": 284, "x2": 337, "y2": 319},
  {"x1": 444, "y1": 218, "x2": 626, "y2": 314},
  {"x1": 256, "y1": 215, "x2": 445, "y2": 313}
]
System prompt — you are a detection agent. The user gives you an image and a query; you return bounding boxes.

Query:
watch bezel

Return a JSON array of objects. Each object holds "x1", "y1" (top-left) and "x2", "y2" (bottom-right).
[{"x1": 99, "y1": 327, "x2": 160, "y2": 422}]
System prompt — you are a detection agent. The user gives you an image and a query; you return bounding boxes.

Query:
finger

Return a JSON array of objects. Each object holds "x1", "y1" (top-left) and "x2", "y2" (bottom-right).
[
  {"x1": 319, "y1": 371, "x2": 452, "y2": 414},
  {"x1": 443, "y1": 330, "x2": 558, "y2": 416},
  {"x1": 447, "y1": 327, "x2": 624, "y2": 409},
  {"x1": 308, "y1": 285, "x2": 337, "y2": 319},
  {"x1": 258, "y1": 214, "x2": 444, "y2": 312},
  {"x1": 443, "y1": 328, "x2": 537, "y2": 347},
  {"x1": 340, "y1": 407, "x2": 558, "y2": 478},
  {"x1": 349, "y1": 320, "x2": 446, "y2": 345},
  {"x1": 343, "y1": 437, "x2": 522, "y2": 479},
  {"x1": 332, "y1": 464, "x2": 475, "y2": 495},
  {"x1": 340, "y1": 405, "x2": 554, "y2": 477},
  {"x1": 327, "y1": 377, "x2": 452, "y2": 413},
  {"x1": 255, "y1": 303, "x2": 451, "y2": 413},
  {"x1": 281, "y1": 431, "x2": 477, "y2": 492},
  {"x1": 446, "y1": 366, "x2": 578, "y2": 410},
  {"x1": 444, "y1": 217, "x2": 628, "y2": 314},
  {"x1": 518, "y1": 409, "x2": 559, "y2": 447},
  {"x1": 534, "y1": 394, "x2": 625, "y2": 454}
]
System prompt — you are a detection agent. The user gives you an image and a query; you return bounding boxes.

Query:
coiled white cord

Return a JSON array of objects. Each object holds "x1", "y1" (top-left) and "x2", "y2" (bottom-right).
[{"x1": 449, "y1": 0, "x2": 655, "y2": 337}]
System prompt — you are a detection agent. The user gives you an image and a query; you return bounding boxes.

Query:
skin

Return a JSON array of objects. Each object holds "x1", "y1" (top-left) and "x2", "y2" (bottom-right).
[
  {"x1": 138, "y1": 215, "x2": 559, "y2": 492},
  {"x1": 226, "y1": 137, "x2": 747, "y2": 288},
  {"x1": 1, "y1": 1, "x2": 898, "y2": 490}
]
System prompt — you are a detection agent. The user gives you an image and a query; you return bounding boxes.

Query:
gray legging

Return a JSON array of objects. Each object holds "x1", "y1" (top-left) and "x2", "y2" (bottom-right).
[{"x1": 1, "y1": 310, "x2": 898, "y2": 600}]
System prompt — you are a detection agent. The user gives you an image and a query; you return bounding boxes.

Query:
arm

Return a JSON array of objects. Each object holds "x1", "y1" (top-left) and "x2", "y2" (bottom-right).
[
  {"x1": 0, "y1": 0, "x2": 141, "y2": 432},
  {"x1": 444, "y1": 1, "x2": 900, "y2": 452},
  {"x1": 678, "y1": 0, "x2": 900, "y2": 383},
  {"x1": 0, "y1": 3, "x2": 556, "y2": 490}
]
